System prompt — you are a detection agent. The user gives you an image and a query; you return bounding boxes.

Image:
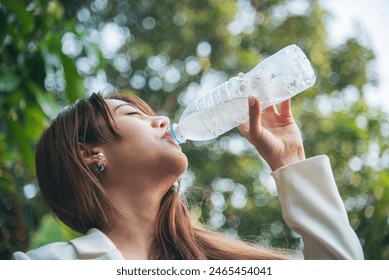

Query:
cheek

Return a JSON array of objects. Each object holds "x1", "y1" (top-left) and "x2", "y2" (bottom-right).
[
  {"x1": 107, "y1": 134, "x2": 149, "y2": 162},
  {"x1": 117, "y1": 126, "x2": 152, "y2": 151},
  {"x1": 122, "y1": 139, "x2": 152, "y2": 159}
]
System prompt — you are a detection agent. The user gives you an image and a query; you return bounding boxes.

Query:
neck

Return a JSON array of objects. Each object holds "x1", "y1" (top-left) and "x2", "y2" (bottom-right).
[
  {"x1": 105, "y1": 218, "x2": 155, "y2": 260},
  {"x1": 104, "y1": 176, "x2": 174, "y2": 259}
]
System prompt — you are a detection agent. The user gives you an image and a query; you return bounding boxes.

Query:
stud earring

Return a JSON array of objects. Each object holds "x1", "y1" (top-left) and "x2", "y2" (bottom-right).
[
  {"x1": 96, "y1": 152, "x2": 104, "y2": 160},
  {"x1": 169, "y1": 180, "x2": 180, "y2": 194},
  {"x1": 97, "y1": 162, "x2": 106, "y2": 172}
]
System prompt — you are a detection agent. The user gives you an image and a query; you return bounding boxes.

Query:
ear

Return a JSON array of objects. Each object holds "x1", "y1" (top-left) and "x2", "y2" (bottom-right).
[{"x1": 79, "y1": 143, "x2": 107, "y2": 171}]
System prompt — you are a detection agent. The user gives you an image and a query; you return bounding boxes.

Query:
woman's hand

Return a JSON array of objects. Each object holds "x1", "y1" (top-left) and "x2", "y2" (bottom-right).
[{"x1": 238, "y1": 96, "x2": 305, "y2": 171}]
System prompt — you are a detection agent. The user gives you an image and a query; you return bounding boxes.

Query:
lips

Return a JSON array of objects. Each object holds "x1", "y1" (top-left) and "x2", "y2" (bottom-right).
[
  {"x1": 162, "y1": 128, "x2": 180, "y2": 148},
  {"x1": 161, "y1": 128, "x2": 172, "y2": 141}
]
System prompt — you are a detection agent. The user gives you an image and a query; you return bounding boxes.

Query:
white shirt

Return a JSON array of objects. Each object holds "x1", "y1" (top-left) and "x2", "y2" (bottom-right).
[{"x1": 12, "y1": 155, "x2": 364, "y2": 260}]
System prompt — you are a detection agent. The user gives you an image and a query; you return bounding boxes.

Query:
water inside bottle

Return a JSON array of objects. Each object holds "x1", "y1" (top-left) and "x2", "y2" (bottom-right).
[{"x1": 177, "y1": 97, "x2": 248, "y2": 141}]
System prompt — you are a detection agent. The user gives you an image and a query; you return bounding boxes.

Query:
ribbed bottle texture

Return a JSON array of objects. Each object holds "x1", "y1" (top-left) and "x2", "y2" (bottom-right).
[{"x1": 170, "y1": 45, "x2": 316, "y2": 144}]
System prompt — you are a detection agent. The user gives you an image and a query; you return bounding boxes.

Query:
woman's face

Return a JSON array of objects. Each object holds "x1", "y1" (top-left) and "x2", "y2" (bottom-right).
[{"x1": 100, "y1": 99, "x2": 188, "y2": 189}]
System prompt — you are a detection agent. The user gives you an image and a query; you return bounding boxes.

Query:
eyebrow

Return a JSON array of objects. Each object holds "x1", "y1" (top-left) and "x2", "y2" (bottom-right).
[{"x1": 114, "y1": 103, "x2": 135, "y2": 112}]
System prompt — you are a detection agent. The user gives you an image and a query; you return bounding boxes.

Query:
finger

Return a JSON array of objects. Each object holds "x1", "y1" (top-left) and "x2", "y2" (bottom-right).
[
  {"x1": 264, "y1": 104, "x2": 278, "y2": 114},
  {"x1": 248, "y1": 96, "x2": 262, "y2": 135},
  {"x1": 280, "y1": 99, "x2": 293, "y2": 118}
]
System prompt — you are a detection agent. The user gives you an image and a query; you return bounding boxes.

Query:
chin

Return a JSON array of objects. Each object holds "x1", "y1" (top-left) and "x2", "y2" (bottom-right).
[{"x1": 176, "y1": 155, "x2": 189, "y2": 175}]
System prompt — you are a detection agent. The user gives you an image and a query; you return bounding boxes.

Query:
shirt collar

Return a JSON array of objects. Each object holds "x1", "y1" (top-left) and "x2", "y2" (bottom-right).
[{"x1": 69, "y1": 228, "x2": 125, "y2": 259}]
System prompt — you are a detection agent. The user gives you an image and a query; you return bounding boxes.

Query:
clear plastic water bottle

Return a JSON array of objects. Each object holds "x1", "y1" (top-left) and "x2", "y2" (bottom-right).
[{"x1": 169, "y1": 44, "x2": 316, "y2": 144}]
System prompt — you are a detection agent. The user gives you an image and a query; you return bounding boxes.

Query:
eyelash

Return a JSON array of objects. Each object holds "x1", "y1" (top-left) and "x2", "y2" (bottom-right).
[{"x1": 127, "y1": 112, "x2": 141, "y2": 116}]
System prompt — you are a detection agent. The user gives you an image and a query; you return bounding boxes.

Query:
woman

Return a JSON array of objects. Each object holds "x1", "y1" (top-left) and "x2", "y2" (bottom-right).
[{"x1": 13, "y1": 92, "x2": 364, "y2": 259}]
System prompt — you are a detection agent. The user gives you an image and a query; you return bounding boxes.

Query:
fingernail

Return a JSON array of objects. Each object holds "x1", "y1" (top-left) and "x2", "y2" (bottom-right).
[{"x1": 249, "y1": 96, "x2": 255, "y2": 106}]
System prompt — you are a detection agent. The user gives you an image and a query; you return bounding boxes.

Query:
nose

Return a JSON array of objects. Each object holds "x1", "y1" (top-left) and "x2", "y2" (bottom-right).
[{"x1": 150, "y1": 116, "x2": 170, "y2": 129}]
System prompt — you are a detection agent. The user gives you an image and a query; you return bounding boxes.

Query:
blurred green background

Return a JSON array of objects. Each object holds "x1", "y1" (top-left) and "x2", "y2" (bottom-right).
[{"x1": 1, "y1": 0, "x2": 388, "y2": 260}]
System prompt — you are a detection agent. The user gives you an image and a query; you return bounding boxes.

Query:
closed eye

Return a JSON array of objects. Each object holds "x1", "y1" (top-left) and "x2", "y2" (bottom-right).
[{"x1": 126, "y1": 111, "x2": 144, "y2": 117}]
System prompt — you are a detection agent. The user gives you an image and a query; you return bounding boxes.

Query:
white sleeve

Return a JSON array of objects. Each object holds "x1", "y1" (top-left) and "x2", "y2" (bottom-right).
[{"x1": 271, "y1": 155, "x2": 364, "y2": 260}]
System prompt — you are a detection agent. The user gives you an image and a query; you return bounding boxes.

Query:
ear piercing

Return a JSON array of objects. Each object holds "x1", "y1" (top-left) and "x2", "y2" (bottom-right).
[
  {"x1": 96, "y1": 152, "x2": 104, "y2": 160},
  {"x1": 97, "y1": 162, "x2": 106, "y2": 172},
  {"x1": 169, "y1": 180, "x2": 180, "y2": 194},
  {"x1": 96, "y1": 152, "x2": 106, "y2": 172}
]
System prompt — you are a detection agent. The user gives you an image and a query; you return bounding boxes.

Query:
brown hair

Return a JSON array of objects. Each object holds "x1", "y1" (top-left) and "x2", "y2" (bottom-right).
[{"x1": 35, "y1": 92, "x2": 289, "y2": 260}]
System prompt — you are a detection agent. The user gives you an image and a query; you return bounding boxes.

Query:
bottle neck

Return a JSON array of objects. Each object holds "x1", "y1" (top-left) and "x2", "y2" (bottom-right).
[{"x1": 169, "y1": 123, "x2": 186, "y2": 144}]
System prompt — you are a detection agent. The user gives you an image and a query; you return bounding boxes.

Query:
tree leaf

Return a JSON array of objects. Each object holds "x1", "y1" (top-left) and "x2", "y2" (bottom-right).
[
  {"x1": 6, "y1": 117, "x2": 35, "y2": 171},
  {"x1": 1, "y1": 0, "x2": 35, "y2": 34},
  {"x1": 0, "y1": 70, "x2": 20, "y2": 92},
  {"x1": 60, "y1": 52, "x2": 85, "y2": 103},
  {"x1": 27, "y1": 81, "x2": 60, "y2": 120}
]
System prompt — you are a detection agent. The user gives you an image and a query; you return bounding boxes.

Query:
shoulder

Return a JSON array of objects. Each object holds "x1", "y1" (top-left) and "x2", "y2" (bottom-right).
[
  {"x1": 13, "y1": 241, "x2": 76, "y2": 260},
  {"x1": 12, "y1": 228, "x2": 124, "y2": 260}
]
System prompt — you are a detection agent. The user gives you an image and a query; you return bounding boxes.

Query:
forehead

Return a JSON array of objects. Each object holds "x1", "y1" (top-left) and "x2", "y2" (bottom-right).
[
  {"x1": 105, "y1": 99, "x2": 137, "y2": 111},
  {"x1": 103, "y1": 96, "x2": 156, "y2": 116}
]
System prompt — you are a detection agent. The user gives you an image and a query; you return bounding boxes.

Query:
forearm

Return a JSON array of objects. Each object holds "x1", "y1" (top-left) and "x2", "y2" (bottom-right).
[{"x1": 272, "y1": 155, "x2": 364, "y2": 260}]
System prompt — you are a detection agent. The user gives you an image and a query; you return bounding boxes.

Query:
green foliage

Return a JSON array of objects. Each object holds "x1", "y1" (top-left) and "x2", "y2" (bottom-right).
[
  {"x1": 28, "y1": 214, "x2": 80, "y2": 250},
  {"x1": 1, "y1": 0, "x2": 388, "y2": 259},
  {"x1": 0, "y1": 0, "x2": 91, "y2": 259}
]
